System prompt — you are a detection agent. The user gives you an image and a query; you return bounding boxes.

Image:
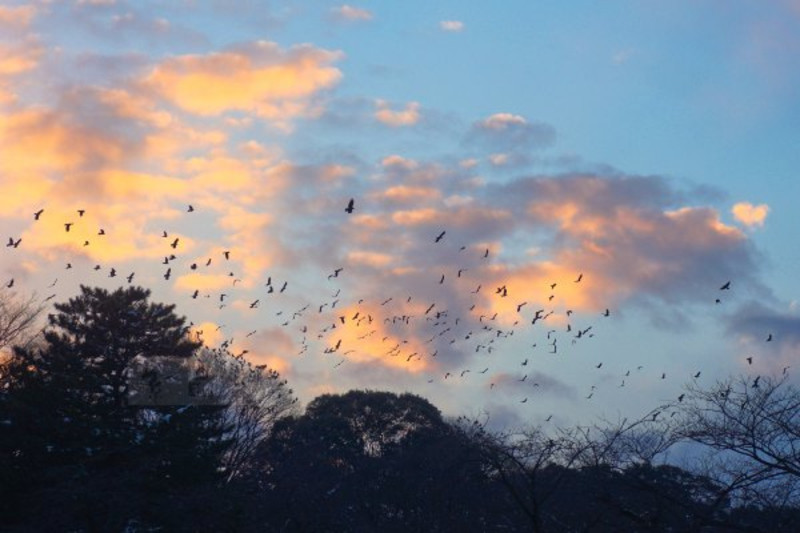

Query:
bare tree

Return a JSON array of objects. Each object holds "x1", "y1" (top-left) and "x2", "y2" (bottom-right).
[
  {"x1": 468, "y1": 410, "x2": 692, "y2": 532},
  {"x1": 674, "y1": 375, "x2": 800, "y2": 507},
  {"x1": 0, "y1": 290, "x2": 44, "y2": 356},
  {"x1": 195, "y1": 346, "x2": 299, "y2": 482}
]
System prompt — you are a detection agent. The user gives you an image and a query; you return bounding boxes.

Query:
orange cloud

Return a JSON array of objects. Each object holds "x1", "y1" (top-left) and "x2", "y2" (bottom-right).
[
  {"x1": 0, "y1": 5, "x2": 36, "y2": 28},
  {"x1": 324, "y1": 303, "x2": 429, "y2": 373},
  {"x1": 347, "y1": 250, "x2": 396, "y2": 268},
  {"x1": 732, "y1": 202, "x2": 769, "y2": 228},
  {"x1": 332, "y1": 5, "x2": 373, "y2": 22},
  {"x1": 391, "y1": 206, "x2": 511, "y2": 228},
  {"x1": 0, "y1": 41, "x2": 42, "y2": 76},
  {"x1": 378, "y1": 185, "x2": 441, "y2": 203},
  {"x1": 144, "y1": 41, "x2": 342, "y2": 119},
  {"x1": 381, "y1": 154, "x2": 418, "y2": 170},
  {"x1": 374, "y1": 100, "x2": 420, "y2": 126}
]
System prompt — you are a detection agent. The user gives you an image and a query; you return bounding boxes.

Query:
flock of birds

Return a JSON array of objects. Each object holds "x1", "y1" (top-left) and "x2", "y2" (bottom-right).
[{"x1": 2, "y1": 198, "x2": 780, "y2": 417}]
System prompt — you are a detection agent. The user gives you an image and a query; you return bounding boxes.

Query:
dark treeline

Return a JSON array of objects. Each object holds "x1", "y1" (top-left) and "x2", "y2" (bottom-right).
[{"x1": 1, "y1": 286, "x2": 799, "y2": 532}]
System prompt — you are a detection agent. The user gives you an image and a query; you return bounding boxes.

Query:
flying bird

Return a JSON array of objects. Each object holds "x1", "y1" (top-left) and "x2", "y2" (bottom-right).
[
  {"x1": 33, "y1": 209, "x2": 44, "y2": 220},
  {"x1": 434, "y1": 231, "x2": 446, "y2": 243},
  {"x1": 720, "y1": 281, "x2": 731, "y2": 290},
  {"x1": 77, "y1": 209, "x2": 85, "y2": 217},
  {"x1": 187, "y1": 205, "x2": 194, "y2": 212},
  {"x1": 64, "y1": 223, "x2": 73, "y2": 232},
  {"x1": 345, "y1": 198, "x2": 354, "y2": 214},
  {"x1": 574, "y1": 273, "x2": 583, "y2": 283}
]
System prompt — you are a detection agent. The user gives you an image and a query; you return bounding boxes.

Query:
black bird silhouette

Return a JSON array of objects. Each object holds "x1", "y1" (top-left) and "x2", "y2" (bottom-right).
[
  {"x1": 163, "y1": 268, "x2": 171, "y2": 280},
  {"x1": 187, "y1": 205, "x2": 194, "y2": 212},
  {"x1": 249, "y1": 300, "x2": 259, "y2": 309},
  {"x1": 345, "y1": 198, "x2": 354, "y2": 214},
  {"x1": 6, "y1": 278, "x2": 13, "y2": 288},
  {"x1": 603, "y1": 308, "x2": 610, "y2": 317},
  {"x1": 720, "y1": 281, "x2": 731, "y2": 290},
  {"x1": 109, "y1": 268, "x2": 116, "y2": 278},
  {"x1": 746, "y1": 356, "x2": 753, "y2": 365},
  {"x1": 64, "y1": 222, "x2": 73, "y2": 232},
  {"x1": 574, "y1": 273, "x2": 583, "y2": 283},
  {"x1": 98, "y1": 228, "x2": 105, "y2": 235},
  {"x1": 766, "y1": 333, "x2": 773, "y2": 342},
  {"x1": 6, "y1": 237, "x2": 21, "y2": 248},
  {"x1": 33, "y1": 209, "x2": 44, "y2": 220},
  {"x1": 439, "y1": 274, "x2": 445, "y2": 284},
  {"x1": 693, "y1": 371, "x2": 701, "y2": 378},
  {"x1": 126, "y1": 272, "x2": 135, "y2": 283},
  {"x1": 192, "y1": 290, "x2": 199, "y2": 299},
  {"x1": 434, "y1": 230, "x2": 446, "y2": 243},
  {"x1": 280, "y1": 281, "x2": 287, "y2": 293},
  {"x1": 77, "y1": 209, "x2": 85, "y2": 217},
  {"x1": 223, "y1": 250, "x2": 230, "y2": 260},
  {"x1": 170, "y1": 238, "x2": 179, "y2": 249}
]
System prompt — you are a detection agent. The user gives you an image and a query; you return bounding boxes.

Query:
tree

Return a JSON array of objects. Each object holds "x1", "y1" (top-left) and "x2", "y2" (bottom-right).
[
  {"x1": 675, "y1": 375, "x2": 800, "y2": 509},
  {"x1": 0, "y1": 289, "x2": 44, "y2": 354},
  {"x1": 0, "y1": 286, "x2": 235, "y2": 531},
  {"x1": 194, "y1": 345, "x2": 299, "y2": 482},
  {"x1": 256, "y1": 390, "x2": 514, "y2": 531}
]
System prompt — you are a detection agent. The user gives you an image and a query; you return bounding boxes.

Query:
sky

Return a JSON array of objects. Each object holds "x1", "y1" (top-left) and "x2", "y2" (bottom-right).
[{"x1": 1, "y1": 0, "x2": 799, "y2": 429}]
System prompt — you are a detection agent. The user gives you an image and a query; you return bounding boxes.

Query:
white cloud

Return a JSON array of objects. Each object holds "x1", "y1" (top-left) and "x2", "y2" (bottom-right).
[
  {"x1": 333, "y1": 5, "x2": 373, "y2": 22},
  {"x1": 440, "y1": 20, "x2": 464, "y2": 32}
]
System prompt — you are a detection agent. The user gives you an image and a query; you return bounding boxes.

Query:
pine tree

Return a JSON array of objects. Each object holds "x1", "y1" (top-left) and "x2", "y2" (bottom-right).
[{"x1": 1, "y1": 286, "x2": 232, "y2": 530}]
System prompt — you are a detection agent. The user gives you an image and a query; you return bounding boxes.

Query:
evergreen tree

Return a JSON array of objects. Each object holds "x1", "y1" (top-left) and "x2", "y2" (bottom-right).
[{"x1": 1, "y1": 286, "x2": 232, "y2": 530}]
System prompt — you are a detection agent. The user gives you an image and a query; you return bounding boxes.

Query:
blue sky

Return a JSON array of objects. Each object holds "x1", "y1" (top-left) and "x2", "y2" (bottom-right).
[{"x1": 1, "y1": 0, "x2": 798, "y2": 428}]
